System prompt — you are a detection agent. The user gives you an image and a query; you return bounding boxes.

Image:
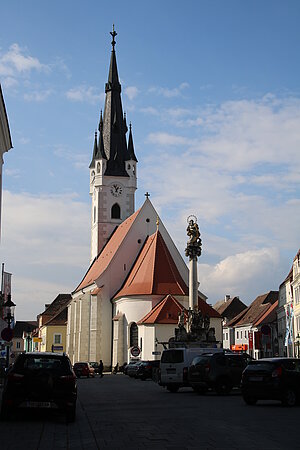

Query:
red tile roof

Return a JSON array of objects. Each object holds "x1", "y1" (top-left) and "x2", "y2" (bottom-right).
[
  {"x1": 253, "y1": 300, "x2": 278, "y2": 326},
  {"x1": 114, "y1": 230, "x2": 188, "y2": 297},
  {"x1": 74, "y1": 208, "x2": 141, "y2": 292},
  {"x1": 138, "y1": 295, "x2": 185, "y2": 324}
]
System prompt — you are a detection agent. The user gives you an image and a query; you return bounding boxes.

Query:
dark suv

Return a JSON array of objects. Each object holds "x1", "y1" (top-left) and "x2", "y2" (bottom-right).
[
  {"x1": 241, "y1": 357, "x2": 300, "y2": 406},
  {"x1": 188, "y1": 352, "x2": 250, "y2": 394},
  {"x1": 135, "y1": 360, "x2": 160, "y2": 380},
  {"x1": 1, "y1": 352, "x2": 77, "y2": 421}
]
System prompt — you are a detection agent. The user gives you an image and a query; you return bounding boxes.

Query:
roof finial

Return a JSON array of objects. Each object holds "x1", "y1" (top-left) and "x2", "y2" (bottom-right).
[
  {"x1": 129, "y1": 122, "x2": 132, "y2": 132},
  {"x1": 110, "y1": 24, "x2": 117, "y2": 50},
  {"x1": 156, "y1": 216, "x2": 160, "y2": 230},
  {"x1": 145, "y1": 192, "x2": 150, "y2": 199}
]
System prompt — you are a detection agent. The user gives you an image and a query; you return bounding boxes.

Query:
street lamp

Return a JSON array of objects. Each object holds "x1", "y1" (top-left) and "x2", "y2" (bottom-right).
[{"x1": 3, "y1": 294, "x2": 16, "y2": 368}]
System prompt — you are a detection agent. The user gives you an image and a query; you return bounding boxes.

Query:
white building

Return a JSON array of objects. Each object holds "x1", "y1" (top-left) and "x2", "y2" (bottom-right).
[
  {"x1": 66, "y1": 29, "x2": 222, "y2": 367},
  {"x1": 0, "y1": 84, "x2": 13, "y2": 241}
]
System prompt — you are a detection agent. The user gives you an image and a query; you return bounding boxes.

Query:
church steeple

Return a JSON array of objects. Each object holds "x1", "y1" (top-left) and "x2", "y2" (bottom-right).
[
  {"x1": 126, "y1": 123, "x2": 138, "y2": 162},
  {"x1": 101, "y1": 25, "x2": 129, "y2": 177}
]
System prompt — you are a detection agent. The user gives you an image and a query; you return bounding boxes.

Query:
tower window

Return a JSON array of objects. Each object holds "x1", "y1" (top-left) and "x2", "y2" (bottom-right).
[
  {"x1": 97, "y1": 162, "x2": 101, "y2": 173},
  {"x1": 111, "y1": 203, "x2": 121, "y2": 219},
  {"x1": 127, "y1": 164, "x2": 131, "y2": 170}
]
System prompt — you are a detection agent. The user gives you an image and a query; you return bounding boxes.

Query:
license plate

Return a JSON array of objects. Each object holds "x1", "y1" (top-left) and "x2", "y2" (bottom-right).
[
  {"x1": 27, "y1": 401, "x2": 51, "y2": 408},
  {"x1": 166, "y1": 368, "x2": 176, "y2": 374},
  {"x1": 249, "y1": 376, "x2": 263, "y2": 382}
]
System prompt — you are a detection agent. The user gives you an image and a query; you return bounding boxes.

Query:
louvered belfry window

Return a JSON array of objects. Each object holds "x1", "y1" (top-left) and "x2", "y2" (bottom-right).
[{"x1": 130, "y1": 323, "x2": 138, "y2": 347}]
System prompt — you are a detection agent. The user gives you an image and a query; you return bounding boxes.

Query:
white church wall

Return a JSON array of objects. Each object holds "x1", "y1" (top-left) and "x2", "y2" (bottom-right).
[{"x1": 139, "y1": 325, "x2": 155, "y2": 360}]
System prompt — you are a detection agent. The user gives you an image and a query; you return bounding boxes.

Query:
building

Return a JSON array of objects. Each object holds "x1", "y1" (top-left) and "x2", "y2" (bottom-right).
[
  {"x1": 11, "y1": 321, "x2": 37, "y2": 359},
  {"x1": 67, "y1": 29, "x2": 222, "y2": 367},
  {"x1": 225, "y1": 291, "x2": 278, "y2": 358},
  {"x1": 0, "y1": 84, "x2": 13, "y2": 242},
  {"x1": 277, "y1": 266, "x2": 293, "y2": 356},
  {"x1": 37, "y1": 294, "x2": 71, "y2": 353},
  {"x1": 213, "y1": 295, "x2": 247, "y2": 349},
  {"x1": 292, "y1": 250, "x2": 300, "y2": 357}
]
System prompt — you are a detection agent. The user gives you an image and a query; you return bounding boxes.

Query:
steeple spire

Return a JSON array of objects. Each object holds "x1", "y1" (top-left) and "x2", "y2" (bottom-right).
[
  {"x1": 89, "y1": 130, "x2": 98, "y2": 168},
  {"x1": 126, "y1": 122, "x2": 138, "y2": 162},
  {"x1": 98, "y1": 110, "x2": 106, "y2": 159}
]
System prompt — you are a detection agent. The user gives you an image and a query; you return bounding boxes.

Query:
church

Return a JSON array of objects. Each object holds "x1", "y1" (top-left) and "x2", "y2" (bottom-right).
[{"x1": 66, "y1": 29, "x2": 222, "y2": 367}]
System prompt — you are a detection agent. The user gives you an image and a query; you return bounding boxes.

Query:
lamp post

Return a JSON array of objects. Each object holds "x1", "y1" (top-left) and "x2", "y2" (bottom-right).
[
  {"x1": 3, "y1": 294, "x2": 16, "y2": 368},
  {"x1": 296, "y1": 333, "x2": 300, "y2": 358}
]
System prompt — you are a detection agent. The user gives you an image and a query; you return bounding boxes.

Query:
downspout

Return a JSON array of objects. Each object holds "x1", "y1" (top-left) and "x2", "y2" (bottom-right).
[{"x1": 110, "y1": 297, "x2": 114, "y2": 370}]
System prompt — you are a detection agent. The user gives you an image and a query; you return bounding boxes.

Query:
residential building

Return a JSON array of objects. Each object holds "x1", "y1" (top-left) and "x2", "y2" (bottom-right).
[
  {"x1": 226, "y1": 291, "x2": 279, "y2": 359},
  {"x1": 277, "y1": 266, "x2": 293, "y2": 356},
  {"x1": 37, "y1": 294, "x2": 71, "y2": 353},
  {"x1": 291, "y1": 249, "x2": 300, "y2": 357},
  {"x1": 213, "y1": 295, "x2": 247, "y2": 349},
  {"x1": 11, "y1": 321, "x2": 37, "y2": 359}
]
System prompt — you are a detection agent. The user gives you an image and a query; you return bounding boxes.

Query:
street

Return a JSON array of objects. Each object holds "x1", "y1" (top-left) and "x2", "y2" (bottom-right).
[{"x1": 0, "y1": 374, "x2": 299, "y2": 449}]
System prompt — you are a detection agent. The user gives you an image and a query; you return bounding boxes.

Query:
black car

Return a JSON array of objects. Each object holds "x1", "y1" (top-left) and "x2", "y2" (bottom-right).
[
  {"x1": 241, "y1": 357, "x2": 300, "y2": 406},
  {"x1": 188, "y1": 352, "x2": 250, "y2": 394},
  {"x1": 1, "y1": 352, "x2": 77, "y2": 421},
  {"x1": 135, "y1": 360, "x2": 160, "y2": 380}
]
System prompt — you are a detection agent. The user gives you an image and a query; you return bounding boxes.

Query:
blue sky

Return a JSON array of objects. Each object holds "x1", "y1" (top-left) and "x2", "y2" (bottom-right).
[{"x1": 1, "y1": 0, "x2": 300, "y2": 319}]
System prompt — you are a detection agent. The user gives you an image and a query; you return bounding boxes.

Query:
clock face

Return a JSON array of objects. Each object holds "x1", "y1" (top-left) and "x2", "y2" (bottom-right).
[{"x1": 110, "y1": 183, "x2": 123, "y2": 197}]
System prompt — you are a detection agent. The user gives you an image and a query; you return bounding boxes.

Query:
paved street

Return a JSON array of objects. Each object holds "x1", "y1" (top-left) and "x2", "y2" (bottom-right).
[{"x1": 0, "y1": 374, "x2": 299, "y2": 449}]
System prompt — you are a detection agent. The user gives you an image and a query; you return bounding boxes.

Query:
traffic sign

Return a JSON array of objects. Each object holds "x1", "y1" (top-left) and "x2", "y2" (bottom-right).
[
  {"x1": 130, "y1": 346, "x2": 141, "y2": 357},
  {"x1": 1, "y1": 327, "x2": 13, "y2": 342},
  {"x1": 152, "y1": 351, "x2": 161, "y2": 355}
]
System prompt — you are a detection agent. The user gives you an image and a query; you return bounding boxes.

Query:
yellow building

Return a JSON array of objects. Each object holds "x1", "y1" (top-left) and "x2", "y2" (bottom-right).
[{"x1": 38, "y1": 294, "x2": 71, "y2": 353}]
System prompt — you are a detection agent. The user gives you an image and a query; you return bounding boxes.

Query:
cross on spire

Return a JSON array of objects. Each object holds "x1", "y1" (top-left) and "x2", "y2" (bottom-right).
[
  {"x1": 145, "y1": 192, "x2": 150, "y2": 198},
  {"x1": 110, "y1": 24, "x2": 117, "y2": 50}
]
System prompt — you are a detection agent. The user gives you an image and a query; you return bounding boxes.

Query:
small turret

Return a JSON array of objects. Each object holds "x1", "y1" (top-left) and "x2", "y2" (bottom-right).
[{"x1": 126, "y1": 123, "x2": 138, "y2": 162}]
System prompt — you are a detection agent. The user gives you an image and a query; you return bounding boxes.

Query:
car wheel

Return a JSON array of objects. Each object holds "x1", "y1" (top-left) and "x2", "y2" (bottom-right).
[
  {"x1": 167, "y1": 385, "x2": 179, "y2": 393},
  {"x1": 243, "y1": 395, "x2": 257, "y2": 405},
  {"x1": 215, "y1": 377, "x2": 232, "y2": 395},
  {"x1": 66, "y1": 406, "x2": 76, "y2": 423},
  {"x1": 282, "y1": 388, "x2": 297, "y2": 407}
]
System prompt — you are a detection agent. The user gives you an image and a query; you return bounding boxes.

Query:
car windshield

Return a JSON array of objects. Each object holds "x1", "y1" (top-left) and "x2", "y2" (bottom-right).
[
  {"x1": 161, "y1": 350, "x2": 184, "y2": 363},
  {"x1": 14, "y1": 355, "x2": 70, "y2": 372},
  {"x1": 246, "y1": 361, "x2": 276, "y2": 372}
]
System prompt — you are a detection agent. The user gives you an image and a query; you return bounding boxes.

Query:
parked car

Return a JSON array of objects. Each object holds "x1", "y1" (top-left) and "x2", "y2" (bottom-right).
[
  {"x1": 136, "y1": 360, "x2": 160, "y2": 380},
  {"x1": 1, "y1": 352, "x2": 77, "y2": 422},
  {"x1": 89, "y1": 362, "x2": 100, "y2": 374},
  {"x1": 241, "y1": 357, "x2": 300, "y2": 406},
  {"x1": 124, "y1": 360, "x2": 139, "y2": 375},
  {"x1": 73, "y1": 362, "x2": 95, "y2": 378},
  {"x1": 160, "y1": 347, "x2": 223, "y2": 393},
  {"x1": 127, "y1": 361, "x2": 143, "y2": 378},
  {"x1": 188, "y1": 352, "x2": 250, "y2": 394}
]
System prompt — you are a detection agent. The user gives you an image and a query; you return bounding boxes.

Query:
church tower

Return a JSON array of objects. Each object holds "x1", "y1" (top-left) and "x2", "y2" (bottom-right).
[{"x1": 89, "y1": 27, "x2": 138, "y2": 262}]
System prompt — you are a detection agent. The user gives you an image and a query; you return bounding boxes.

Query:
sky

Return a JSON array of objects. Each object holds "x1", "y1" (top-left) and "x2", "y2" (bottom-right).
[{"x1": 1, "y1": 0, "x2": 300, "y2": 320}]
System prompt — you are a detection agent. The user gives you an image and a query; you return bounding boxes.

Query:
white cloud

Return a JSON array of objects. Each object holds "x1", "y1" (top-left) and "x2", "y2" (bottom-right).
[
  {"x1": 0, "y1": 43, "x2": 50, "y2": 77},
  {"x1": 4, "y1": 168, "x2": 21, "y2": 178},
  {"x1": 148, "y1": 82, "x2": 189, "y2": 98},
  {"x1": 1, "y1": 191, "x2": 90, "y2": 319},
  {"x1": 65, "y1": 85, "x2": 104, "y2": 104},
  {"x1": 147, "y1": 132, "x2": 193, "y2": 147},
  {"x1": 53, "y1": 144, "x2": 89, "y2": 170},
  {"x1": 24, "y1": 89, "x2": 53, "y2": 102},
  {"x1": 125, "y1": 86, "x2": 139, "y2": 100}
]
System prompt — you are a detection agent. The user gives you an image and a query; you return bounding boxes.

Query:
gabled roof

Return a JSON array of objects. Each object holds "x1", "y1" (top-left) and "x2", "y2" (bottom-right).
[
  {"x1": 13, "y1": 321, "x2": 37, "y2": 338},
  {"x1": 227, "y1": 291, "x2": 278, "y2": 328},
  {"x1": 138, "y1": 295, "x2": 184, "y2": 324},
  {"x1": 39, "y1": 294, "x2": 71, "y2": 318},
  {"x1": 213, "y1": 296, "x2": 247, "y2": 321},
  {"x1": 44, "y1": 306, "x2": 68, "y2": 327},
  {"x1": 253, "y1": 300, "x2": 278, "y2": 327},
  {"x1": 114, "y1": 230, "x2": 188, "y2": 298},
  {"x1": 74, "y1": 208, "x2": 141, "y2": 293}
]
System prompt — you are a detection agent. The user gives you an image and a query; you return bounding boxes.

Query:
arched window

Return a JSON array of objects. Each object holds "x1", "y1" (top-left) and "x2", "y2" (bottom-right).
[
  {"x1": 111, "y1": 203, "x2": 121, "y2": 219},
  {"x1": 97, "y1": 162, "x2": 101, "y2": 173},
  {"x1": 130, "y1": 323, "x2": 138, "y2": 347}
]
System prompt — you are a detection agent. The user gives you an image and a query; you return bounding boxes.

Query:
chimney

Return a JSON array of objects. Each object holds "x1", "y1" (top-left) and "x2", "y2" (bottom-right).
[{"x1": 224, "y1": 295, "x2": 230, "y2": 302}]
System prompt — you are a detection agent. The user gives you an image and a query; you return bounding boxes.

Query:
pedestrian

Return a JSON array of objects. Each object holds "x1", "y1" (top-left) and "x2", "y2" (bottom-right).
[
  {"x1": 112, "y1": 362, "x2": 119, "y2": 374},
  {"x1": 99, "y1": 359, "x2": 104, "y2": 378}
]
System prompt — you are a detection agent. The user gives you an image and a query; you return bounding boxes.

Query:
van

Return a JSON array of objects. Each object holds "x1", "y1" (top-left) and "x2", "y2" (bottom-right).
[{"x1": 160, "y1": 347, "x2": 223, "y2": 393}]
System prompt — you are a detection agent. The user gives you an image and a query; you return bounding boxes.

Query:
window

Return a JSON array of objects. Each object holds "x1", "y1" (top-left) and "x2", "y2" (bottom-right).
[
  {"x1": 295, "y1": 287, "x2": 300, "y2": 306},
  {"x1": 111, "y1": 203, "x2": 121, "y2": 219},
  {"x1": 97, "y1": 162, "x2": 101, "y2": 173},
  {"x1": 244, "y1": 330, "x2": 247, "y2": 338},
  {"x1": 237, "y1": 331, "x2": 239, "y2": 339},
  {"x1": 54, "y1": 334, "x2": 62, "y2": 344},
  {"x1": 16, "y1": 341, "x2": 21, "y2": 349},
  {"x1": 226, "y1": 332, "x2": 228, "y2": 340},
  {"x1": 130, "y1": 323, "x2": 138, "y2": 347}
]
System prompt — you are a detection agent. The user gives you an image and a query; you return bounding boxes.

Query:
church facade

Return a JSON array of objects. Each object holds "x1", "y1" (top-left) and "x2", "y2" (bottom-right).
[{"x1": 66, "y1": 30, "x2": 222, "y2": 367}]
